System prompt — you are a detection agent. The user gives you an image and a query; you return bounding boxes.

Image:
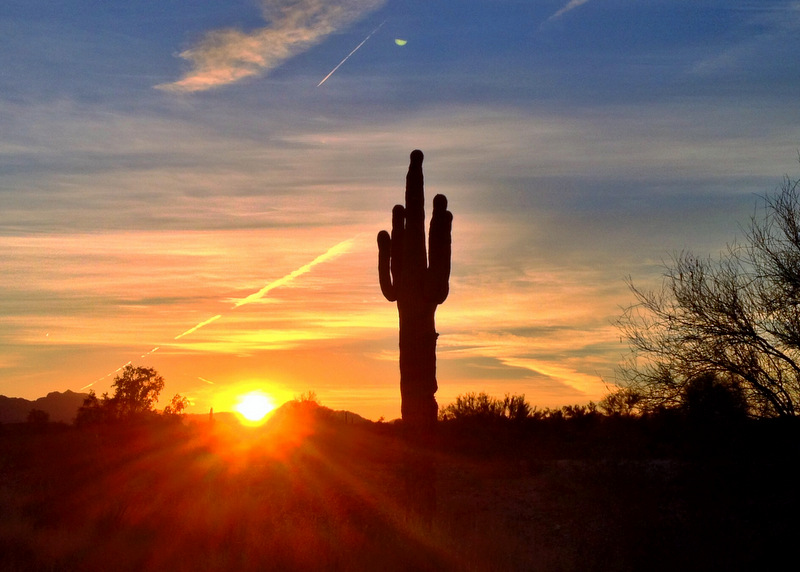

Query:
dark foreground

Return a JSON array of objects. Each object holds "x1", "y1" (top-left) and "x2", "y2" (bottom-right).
[{"x1": 1, "y1": 407, "x2": 797, "y2": 571}]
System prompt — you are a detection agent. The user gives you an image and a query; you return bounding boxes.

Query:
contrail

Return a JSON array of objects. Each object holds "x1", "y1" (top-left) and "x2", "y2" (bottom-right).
[
  {"x1": 317, "y1": 20, "x2": 386, "y2": 87},
  {"x1": 140, "y1": 346, "x2": 160, "y2": 358},
  {"x1": 80, "y1": 361, "x2": 132, "y2": 391},
  {"x1": 81, "y1": 237, "x2": 355, "y2": 392},
  {"x1": 233, "y1": 237, "x2": 355, "y2": 307},
  {"x1": 175, "y1": 315, "x2": 222, "y2": 340}
]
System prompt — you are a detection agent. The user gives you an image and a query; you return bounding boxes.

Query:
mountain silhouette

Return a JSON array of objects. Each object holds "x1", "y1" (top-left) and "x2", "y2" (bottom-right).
[{"x1": 0, "y1": 390, "x2": 88, "y2": 423}]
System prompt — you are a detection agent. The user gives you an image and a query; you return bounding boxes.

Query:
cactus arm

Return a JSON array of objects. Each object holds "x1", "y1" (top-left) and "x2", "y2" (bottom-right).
[
  {"x1": 390, "y1": 204, "x2": 405, "y2": 296},
  {"x1": 425, "y1": 193, "x2": 452, "y2": 305},
  {"x1": 377, "y1": 203, "x2": 407, "y2": 302},
  {"x1": 377, "y1": 230, "x2": 396, "y2": 302}
]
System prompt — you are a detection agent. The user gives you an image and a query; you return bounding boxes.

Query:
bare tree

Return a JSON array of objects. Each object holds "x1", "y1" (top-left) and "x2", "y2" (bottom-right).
[{"x1": 618, "y1": 173, "x2": 800, "y2": 418}]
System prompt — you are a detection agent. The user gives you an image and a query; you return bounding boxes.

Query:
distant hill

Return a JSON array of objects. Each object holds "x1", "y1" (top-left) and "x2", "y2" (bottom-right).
[
  {"x1": 186, "y1": 401, "x2": 373, "y2": 428},
  {"x1": 0, "y1": 390, "x2": 89, "y2": 424},
  {"x1": 267, "y1": 400, "x2": 372, "y2": 425}
]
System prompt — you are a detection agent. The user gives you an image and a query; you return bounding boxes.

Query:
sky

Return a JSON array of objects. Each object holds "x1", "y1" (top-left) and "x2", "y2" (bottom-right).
[{"x1": 2, "y1": 0, "x2": 800, "y2": 420}]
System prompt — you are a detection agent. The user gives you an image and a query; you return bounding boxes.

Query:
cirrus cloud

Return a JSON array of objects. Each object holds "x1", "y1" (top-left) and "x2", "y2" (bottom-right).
[
  {"x1": 546, "y1": 0, "x2": 593, "y2": 23},
  {"x1": 157, "y1": 0, "x2": 385, "y2": 93}
]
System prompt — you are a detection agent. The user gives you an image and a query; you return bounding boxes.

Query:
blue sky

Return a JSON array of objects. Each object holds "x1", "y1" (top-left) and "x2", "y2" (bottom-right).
[{"x1": 2, "y1": 1, "x2": 799, "y2": 419}]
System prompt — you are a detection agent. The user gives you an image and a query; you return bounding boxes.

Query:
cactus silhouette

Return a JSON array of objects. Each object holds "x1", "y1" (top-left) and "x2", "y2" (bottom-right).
[{"x1": 378, "y1": 149, "x2": 452, "y2": 430}]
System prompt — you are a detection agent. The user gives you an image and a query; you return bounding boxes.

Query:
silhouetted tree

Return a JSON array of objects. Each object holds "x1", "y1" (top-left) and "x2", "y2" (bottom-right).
[
  {"x1": 681, "y1": 372, "x2": 748, "y2": 424},
  {"x1": 598, "y1": 386, "x2": 642, "y2": 416},
  {"x1": 27, "y1": 408, "x2": 49, "y2": 424},
  {"x1": 75, "y1": 390, "x2": 109, "y2": 426},
  {"x1": 439, "y1": 392, "x2": 505, "y2": 421},
  {"x1": 296, "y1": 390, "x2": 319, "y2": 404},
  {"x1": 111, "y1": 364, "x2": 164, "y2": 417},
  {"x1": 618, "y1": 172, "x2": 800, "y2": 418},
  {"x1": 74, "y1": 365, "x2": 165, "y2": 425},
  {"x1": 504, "y1": 393, "x2": 532, "y2": 421},
  {"x1": 162, "y1": 394, "x2": 189, "y2": 417}
]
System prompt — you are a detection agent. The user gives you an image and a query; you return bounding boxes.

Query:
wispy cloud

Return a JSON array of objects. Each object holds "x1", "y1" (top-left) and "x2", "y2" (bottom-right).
[
  {"x1": 689, "y1": 2, "x2": 800, "y2": 78},
  {"x1": 157, "y1": 0, "x2": 385, "y2": 93},
  {"x1": 545, "y1": 0, "x2": 593, "y2": 23}
]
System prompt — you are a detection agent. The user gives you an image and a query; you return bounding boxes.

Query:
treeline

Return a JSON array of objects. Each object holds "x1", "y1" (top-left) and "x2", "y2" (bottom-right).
[{"x1": 435, "y1": 390, "x2": 800, "y2": 461}]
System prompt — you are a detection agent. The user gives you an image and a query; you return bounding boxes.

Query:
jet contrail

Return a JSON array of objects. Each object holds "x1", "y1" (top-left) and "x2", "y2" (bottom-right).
[
  {"x1": 317, "y1": 20, "x2": 387, "y2": 87},
  {"x1": 175, "y1": 315, "x2": 222, "y2": 340},
  {"x1": 140, "y1": 346, "x2": 160, "y2": 358},
  {"x1": 80, "y1": 237, "x2": 356, "y2": 392},
  {"x1": 233, "y1": 237, "x2": 355, "y2": 307},
  {"x1": 80, "y1": 361, "x2": 132, "y2": 391}
]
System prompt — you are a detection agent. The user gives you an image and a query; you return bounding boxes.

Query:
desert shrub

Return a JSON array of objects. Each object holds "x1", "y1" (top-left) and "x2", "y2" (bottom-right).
[{"x1": 439, "y1": 392, "x2": 532, "y2": 422}]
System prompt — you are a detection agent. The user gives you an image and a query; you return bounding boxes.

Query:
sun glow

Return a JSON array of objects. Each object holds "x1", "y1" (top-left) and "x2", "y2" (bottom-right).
[{"x1": 234, "y1": 391, "x2": 276, "y2": 424}]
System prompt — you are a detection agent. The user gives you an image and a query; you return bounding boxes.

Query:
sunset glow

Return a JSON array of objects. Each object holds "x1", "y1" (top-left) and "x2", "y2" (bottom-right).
[{"x1": 234, "y1": 391, "x2": 276, "y2": 424}]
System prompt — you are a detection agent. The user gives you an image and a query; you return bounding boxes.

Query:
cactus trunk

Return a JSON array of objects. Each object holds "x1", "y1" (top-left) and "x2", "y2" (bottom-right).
[
  {"x1": 378, "y1": 149, "x2": 451, "y2": 520},
  {"x1": 378, "y1": 149, "x2": 452, "y2": 430}
]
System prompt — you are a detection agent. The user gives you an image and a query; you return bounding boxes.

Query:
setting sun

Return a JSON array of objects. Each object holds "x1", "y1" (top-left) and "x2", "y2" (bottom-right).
[{"x1": 234, "y1": 391, "x2": 276, "y2": 423}]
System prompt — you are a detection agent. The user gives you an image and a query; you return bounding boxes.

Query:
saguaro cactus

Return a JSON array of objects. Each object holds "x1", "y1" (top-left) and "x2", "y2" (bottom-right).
[{"x1": 378, "y1": 150, "x2": 452, "y2": 430}]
